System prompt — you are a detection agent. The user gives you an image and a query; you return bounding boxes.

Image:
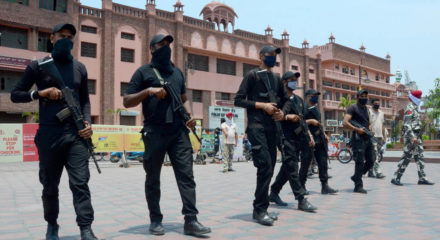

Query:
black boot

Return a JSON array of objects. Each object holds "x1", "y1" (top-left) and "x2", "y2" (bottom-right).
[
  {"x1": 46, "y1": 224, "x2": 59, "y2": 240},
  {"x1": 184, "y1": 220, "x2": 211, "y2": 236},
  {"x1": 80, "y1": 226, "x2": 98, "y2": 240},
  {"x1": 354, "y1": 186, "x2": 367, "y2": 194},
  {"x1": 269, "y1": 192, "x2": 288, "y2": 206},
  {"x1": 321, "y1": 183, "x2": 338, "y2": 195},
  {"x1": 149, "y1": 222, "x2": 165, "y2": 235},
  {"x1": 418, "y1": 179, "x2": 435, "y2": 185},
  {"x1": 298, "y1": 198, "x2": 317, "y2": 212},
  {"x1": 367, "y1": 170, "x2": 375, "y2": 178},
  {"x1": 391, "y1": 178, "x2": 403, "y2": 186},
  {"x1": 252, "y1": 210, "x2": 274, "y2": 226}
]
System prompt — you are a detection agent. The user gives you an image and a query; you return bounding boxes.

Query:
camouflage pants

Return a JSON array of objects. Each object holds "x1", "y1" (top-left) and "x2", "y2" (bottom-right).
[
  {"x1": 393, "y1": 137, "x2": 426, "y2": 180},
  {"x1": 370, "y1": 138, "x2": 384, "y2": 175}
]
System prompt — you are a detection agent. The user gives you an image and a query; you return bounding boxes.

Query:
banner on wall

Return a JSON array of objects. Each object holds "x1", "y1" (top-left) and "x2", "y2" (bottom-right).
[
  {"x1": 123, "y1": 126, "x2": 144, "y2": 152},
  {"x1": 22, "y1": 124, "x2": 39, "y2": 162},
  {"x1": 208, "y1": 106, "x2": 245, "y2": 135},
  {"x1": 0, "y1": 124, "x2": 23, "y2": 163},
  {"x1": 328, "y1": 143, "x2": 339, "y2": 157},
  {"x1": 91, "y1": 125, "x2": 124, "y2": 152},
  {"x1": 189, "y1": 120, "x2": 202, "y2": 151}
]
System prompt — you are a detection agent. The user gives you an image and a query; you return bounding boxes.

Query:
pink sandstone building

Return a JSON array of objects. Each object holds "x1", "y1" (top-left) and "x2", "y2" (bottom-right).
[{"x1": 0, "y1": 0, "x2": 396, "y2": 135}]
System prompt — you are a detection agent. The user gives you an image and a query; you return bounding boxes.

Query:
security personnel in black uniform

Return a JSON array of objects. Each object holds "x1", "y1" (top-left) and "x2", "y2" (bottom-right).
[
  {"x1": 10, "y1": 23, "x2": 98, "y2": 240},
  {"x1": 268, "y1": 71, "x2": 318, "y2": 208},
  {"x1": 123, "y1": 34, "x2": 210, "y2": 237},
  {"x1": 235, "y1": 54, "x2": 316, "y2": 226},
  {"x1": 304, "y1": 89, "x2": 338, "y2": 194},
  {"x1": 342, "y1": 89, "x2": 375, "y2": 194}
]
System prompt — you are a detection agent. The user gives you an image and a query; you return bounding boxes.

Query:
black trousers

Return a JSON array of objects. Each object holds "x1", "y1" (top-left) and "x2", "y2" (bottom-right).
[
  {"x1": 142, "y1": 128, "x2": 198, "y2": 222},
  {"x1": 35, "y1": 125, "x2": 94, "y2": 227},
  {"x1": 247, "y1": 127, "x2": 277, "y2": 213},
  {"x1": 313, "y1": 142, "x2": 329, "y2": 184},
  {"x1": 270, "y1": 138, "x2": 306, "y2": 200},
  {"x1": 272, "y1": 136, "x2": 313, "y2": 190},
  {"x1": 297, "y1": 139, "x2": 314, "y2": 188},
  {"x1": 351, "y1": 137, "x2": 375, "y2": 187}
]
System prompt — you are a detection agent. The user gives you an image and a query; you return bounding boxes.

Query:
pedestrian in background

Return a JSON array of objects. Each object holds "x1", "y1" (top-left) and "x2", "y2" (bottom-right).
[{"x1": 221, "y1": 112, "x2": 238, "y2": 172}]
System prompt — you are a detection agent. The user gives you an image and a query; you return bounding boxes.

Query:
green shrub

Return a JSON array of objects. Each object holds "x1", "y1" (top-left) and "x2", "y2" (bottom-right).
[
  {"x1": 422, "y1": 135, "x2": 429, "y2": 140},
  {"x1": 386, "y1": 143, "x2": 393, "y2": 149}
]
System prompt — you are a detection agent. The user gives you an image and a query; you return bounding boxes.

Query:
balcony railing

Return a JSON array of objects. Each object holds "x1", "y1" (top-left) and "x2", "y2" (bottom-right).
[
  {"x1": 156, "y1": 9, "x2": 174, "y2": 20},
  {"x1": 233, "y1": 30, "x2": 266, "y2": 42},
  {"x1": 322, "y1": 100, "x2": 393, "y2": 115},
  {"x1": 79, "y1": 6, "x2": 103, "y2": 18},
  {"x1": 183, "y1": 16, "x2": 215, "y2": 30},
  {"x1": 113, "y1": 3, "x2": 146, "y2": 18},
  {"x1": 322, "y1": 100, "x2": 340, "y2": 109},
  {"x1": 322, "y1": 69, "x2": 395, "y2": 91}
]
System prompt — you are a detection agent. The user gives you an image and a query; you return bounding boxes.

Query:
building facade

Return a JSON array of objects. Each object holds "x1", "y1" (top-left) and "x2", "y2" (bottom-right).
[
  {"x1": 0, "y1": 0, "x2": 394, "y2": 132},
  {"x1": 306, "y1": 37, "x2": 394, "y2": 136}
]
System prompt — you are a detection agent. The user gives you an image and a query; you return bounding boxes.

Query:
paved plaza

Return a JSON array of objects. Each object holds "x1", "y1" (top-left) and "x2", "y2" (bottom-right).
[{"x1": 0, "y1": 157, "x2": 440, "y2": 240}]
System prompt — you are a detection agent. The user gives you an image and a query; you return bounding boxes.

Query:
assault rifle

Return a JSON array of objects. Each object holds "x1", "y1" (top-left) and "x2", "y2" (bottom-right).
[
  {"x1": 350, "y1": 119, "x2": 377, "y2": 143},
  {"x1": 256, "y1": 70, "x2": 286, "y2": 161},
  {"x1": 152, "y1": 68, "x2": 201, "y2": 144},
  {"x1": 38, "y1": 58, "x2": 101, "y2": 174}
]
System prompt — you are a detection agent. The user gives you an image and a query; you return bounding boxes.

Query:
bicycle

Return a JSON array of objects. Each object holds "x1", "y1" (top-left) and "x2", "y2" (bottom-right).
[{"x1": 337, "y1": 138, "x2": 353, "y2": 164}]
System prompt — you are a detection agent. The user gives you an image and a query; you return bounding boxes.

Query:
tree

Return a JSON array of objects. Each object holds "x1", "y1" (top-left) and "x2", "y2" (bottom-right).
[
  {"x1": 22, "y1": 111, "x2": 39, "y2": 123},
  {"x1": 338, "y1": 97, "x2": 356, "y2": 112},
  {"x1": 424, "y1": 78, "x2": 440, "y2": 139},
  {"x1": 107, "y1": 108, "x2": 127, "y2": 123}
]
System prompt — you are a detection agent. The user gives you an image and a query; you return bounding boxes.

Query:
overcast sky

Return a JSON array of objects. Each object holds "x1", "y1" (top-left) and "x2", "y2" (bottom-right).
[{"x1": 81, "y1": 0, "x2": 440, "y2": 95}]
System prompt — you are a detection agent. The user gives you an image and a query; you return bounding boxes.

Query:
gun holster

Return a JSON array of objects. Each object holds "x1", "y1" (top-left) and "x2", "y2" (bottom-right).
[{"x1": 56, "y1": 107, "x2": 72, "y2": 122}]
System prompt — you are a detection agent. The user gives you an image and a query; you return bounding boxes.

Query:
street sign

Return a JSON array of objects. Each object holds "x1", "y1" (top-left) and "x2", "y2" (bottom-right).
[{"x1": 326, "y1": 119, "x2": 339, "y2": 127}]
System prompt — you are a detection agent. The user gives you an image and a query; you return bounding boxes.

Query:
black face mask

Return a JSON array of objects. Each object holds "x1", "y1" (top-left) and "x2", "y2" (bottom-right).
[
  {"x1": 52, "y1": 38, "x2": 73, "y2": 62},
  {"x1": 151, "y1": 45, "x2": 173, "y2": 74},
  {"x1": 358, "y1": 98, "x2": 368, "y2": 105},
  {"x1": 373, "y1": 104, "x2": 380, "y2": 110}
]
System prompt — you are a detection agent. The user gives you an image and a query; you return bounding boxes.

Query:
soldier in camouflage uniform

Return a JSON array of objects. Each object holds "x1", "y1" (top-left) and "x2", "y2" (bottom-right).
[{"x1": 391, "y1": 90, "x2": 434, "y2": 186}]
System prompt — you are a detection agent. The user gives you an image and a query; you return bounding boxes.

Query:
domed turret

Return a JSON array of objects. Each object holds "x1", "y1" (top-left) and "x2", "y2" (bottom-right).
[{"x1": 200, "y1": 1, "x2": 237, "y2": 32}]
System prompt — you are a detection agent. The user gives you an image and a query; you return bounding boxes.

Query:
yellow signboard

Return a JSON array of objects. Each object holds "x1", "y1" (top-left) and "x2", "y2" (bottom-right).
[
  {"x1": 91, "y1": 125, "x2": 124, "y2": 152},
  {"x1": 123, "y1": 126, "x2": 144, "y2": 152}
]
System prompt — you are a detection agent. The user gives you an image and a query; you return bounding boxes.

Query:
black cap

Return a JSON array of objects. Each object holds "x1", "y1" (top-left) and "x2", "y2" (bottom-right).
[
  {"x1": 260, "y1": 45, "x2": 281, "y2": 54},
  {"x1": 281, "y1": 71, "x2": 300, "y2": 81},
  {"x1": 357, "y1": 89, "x2": 368, "y2": 96},
  {"x1": 52, "y1": 23, "x2": 76, "y2": 36},
  {"x1": 305, "y1": 89, "x2": 321, "y2": 96},
  {"x1": 150, "y1": 34, "x2": 174, "y2": 47}
]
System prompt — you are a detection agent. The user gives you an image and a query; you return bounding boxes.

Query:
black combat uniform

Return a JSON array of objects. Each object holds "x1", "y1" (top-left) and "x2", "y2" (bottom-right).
[
  {"x1": 235, "y1": 67, "x2": 288, "y2": 216},
  {"x1": 346, "y1": 95, "x2": 375, "y2": 191},
  {"x1": 304, "y1": 104, "x2": 329, "y2": 183},
  {"x1": 125, "y1": 34, "x2": 210, "y2": 236},
  {"x1": 10, "y1": 29, "x2": 94, "y2": 232},
  {"x1": 270, "y1": 94, "x2": 313, "y2": 195}
]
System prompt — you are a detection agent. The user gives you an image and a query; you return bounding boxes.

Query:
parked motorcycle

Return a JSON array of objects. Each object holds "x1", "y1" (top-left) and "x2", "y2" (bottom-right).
[{"x1": 110, "y1": 152, "x2": 143, "y2": 163}]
